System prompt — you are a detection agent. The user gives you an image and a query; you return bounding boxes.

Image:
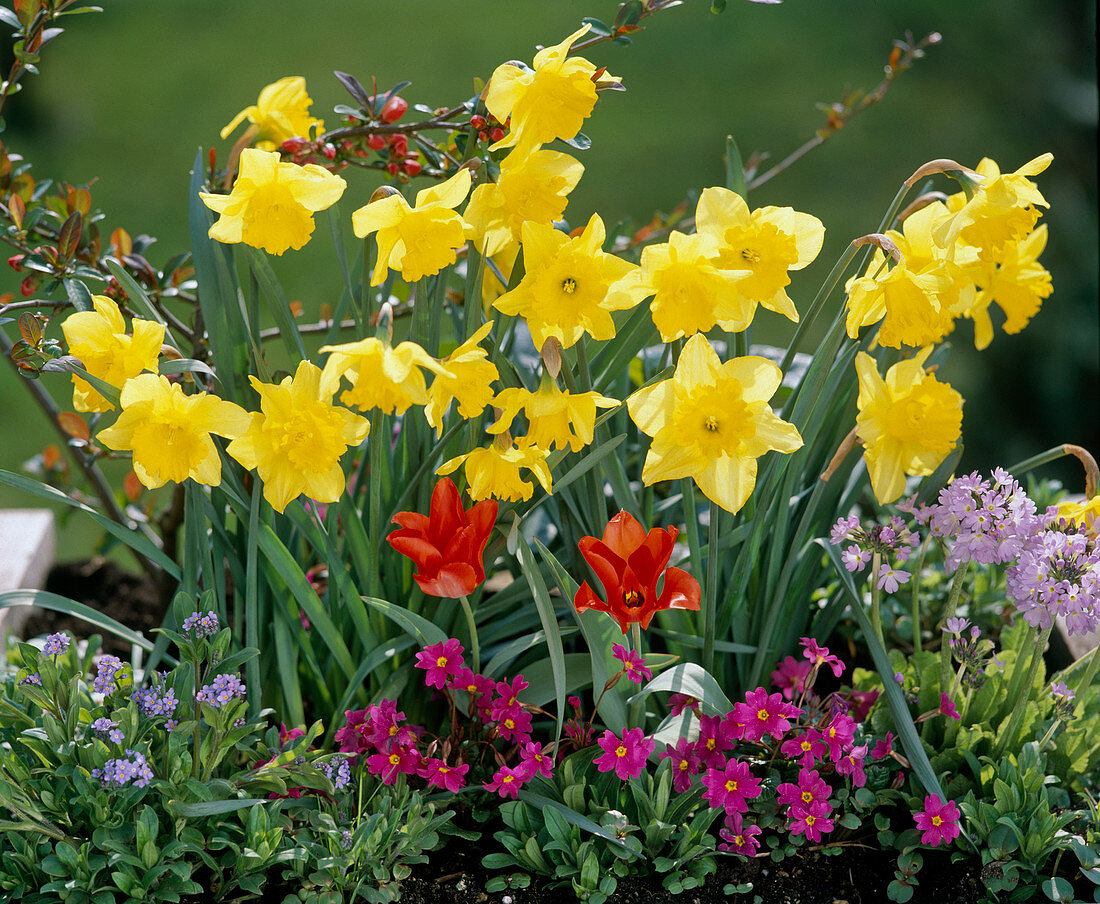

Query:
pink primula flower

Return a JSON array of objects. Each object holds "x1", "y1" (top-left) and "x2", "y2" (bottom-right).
[
  {"x1": 776, "y1": 767, "x2": 830, "y2": 811},
  {"x1": 779, "y1": 728, "x2": 828, "y2": 769},
  {"x1": 800, "y1": 638, "x2": 845, "y2": 678},
  {"x1": 836, "y1": 744, "x2": 868, "y2": 788},
  {"x1": 485, "y1": 764, "x2": 527, "y2": 799},
  {"x1": 660, "y1": 737, "x2": 701, "y2": 793},
  {"x1": 939, "y1": 692, "x2": 961, "y2": 721},
  {"x1": 788, "y1": 799, "x2": 835, "y2": 842},
  {"x1": 701, "y1": 758, "x2": 763, "y2": 815},
  {"x1": 415, "y1": 639, "x2": 465, "y2": 689},
  {"x1": 871, "y1": 731, "x2": 896, "y2": 760},
  {"x1": 821, "y1": 712, "x2": 857, "y2": 762},
  {"x1": 914, "y1": 794, "x2": 962, "y2": 847},
  {"x1": 694, "y1": 713, "x2": 737, "y2": 768},
  {"x1": 718, "y1": 812, "x2": 762, "y2": 856},
  {"x1": 732, "y1": 688, "x2": 801, "y2": 743},
  {"x1": 611, "y1": 643, "x2": 653, "y2": 684},
  {"x1": 421, "y1": 758, "x2": 469, "y2": 792},
  {"x1": 770, "y1": 656, "x2": 812, "y2": 701},
  {"x1": 594, "y1": 728, "x2": 654, "y2": 781},
  {"x1": 517, "y1": 741, "x2": 554, "y2": 781},
  {"x1": 668, "y1": 693, "x2": 699, "y2": 716},
  {"x1": 366, "y1": 742, "x2": 421, "y2": 785}
]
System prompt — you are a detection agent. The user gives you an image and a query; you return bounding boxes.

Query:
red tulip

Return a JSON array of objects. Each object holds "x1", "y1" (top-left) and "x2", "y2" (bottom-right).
[
  {"x1": 388, "y1": 477, "x2": 498, "y2": 597},
  {"x1": 573, "y1": 511, "x2": 701, "y2": 634}
]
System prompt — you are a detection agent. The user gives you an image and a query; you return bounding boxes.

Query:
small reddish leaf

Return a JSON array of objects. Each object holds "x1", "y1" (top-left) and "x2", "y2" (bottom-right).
[
  {"x1": 42, "y1": 444, "x2": 61, "y2": 470},
  {"x1": 289, "y1": 300, "x2": 303, "y2": 318},
  {"x1": 17, "y1": 311, "x2": 41, "y2": 344},
  {"x1": 123, "y1": 470, "x2": 144, "y2": 503},
  {"x1": 67, "y1": 186, "x2": 91, "y2": 215},
  {"x1": 110, "y1": 227, "x2": 132, "y2": 257},
  {"x1": 57, "y1": 210, "x2": 83, "y2": 262},
  {"x1": 57, "y1": 411, "x2": 90, "y2": 442},
  {"x1": 7, "y1": 192, "x2": 25, "y2": 229}
]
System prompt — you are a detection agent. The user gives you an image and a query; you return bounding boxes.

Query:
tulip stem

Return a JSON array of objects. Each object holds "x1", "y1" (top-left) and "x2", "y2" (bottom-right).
[
  {"x1": 869, "y1": 551, "x2": 884, "y2": 647},
  {"x1": 628, "y1": 622, "x2": 644, "y2": 728},
  {"x1": 703, "y1": 500, "x2": 720, "y2": 676},
  {"x1": 458, "y1": 595, "x2": 480, "y2": 673}
]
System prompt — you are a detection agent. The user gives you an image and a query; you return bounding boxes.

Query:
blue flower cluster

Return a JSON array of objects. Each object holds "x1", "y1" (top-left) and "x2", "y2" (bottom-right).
[
  {"x1": 181, "y1": 610, "x2": 220, "y2": 638},
  {"x1": 196, "y1": 673, "x2": 246, "y2": 708},
  {"x1": 92, "y1": 749, "x2": 154, "y2": 788}
]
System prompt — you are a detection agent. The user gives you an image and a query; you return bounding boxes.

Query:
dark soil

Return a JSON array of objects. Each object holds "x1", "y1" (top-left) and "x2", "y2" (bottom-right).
[
  {"x1": 367, "y1": 839, "x2": 985, "y2": 904},
  {"x1": 21, "y1": 558, "x2": 165, "y2": 657}
]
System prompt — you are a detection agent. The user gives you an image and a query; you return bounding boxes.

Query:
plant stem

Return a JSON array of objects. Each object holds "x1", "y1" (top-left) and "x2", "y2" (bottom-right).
[
  {"x1": 910, "y1": 533, "x2": 932, "y2": 653},
  {"x1": 1071, "y1": 639, "x2": 1100, "y2": 718},
  {"x1": 458, "y1": 594, "x2": 479, "y2": 673},
  {"x1": 995, "y1": 623, "x2": 1054, "y2": 758},
  {"x1": 939, "y1": 563, "x2": 970, "y2": 693},
  {"x1": 703, "y1": 500, "x2": 721, "y2": 676},
  {"x1": 869, "y1": 551, "x2": 884, "y2": 646}
]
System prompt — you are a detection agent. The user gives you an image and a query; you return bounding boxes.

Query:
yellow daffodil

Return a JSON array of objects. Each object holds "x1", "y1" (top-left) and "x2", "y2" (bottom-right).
[
  {"x1": 353, "y1": 169, "x2": 473, "y2": 285},
  {"x1": 200, "y1": 148, "x2": 346, "y2": 255},
  {"x1": 493, "y1": 214, "x2": 636, "y2": 349},
  {"x1": 694, "y1": 186, "x2": 824, "y2": 325},
  {"x1": 220, "y1": 76, "x2": 325, "y2": 151},
  {"x1": 488, "y1": 378, "x2": 618, "y2": 453},
  {"x1": 855, "y1": 349, "x2": 963, "y2": 505},
  {"x1": 1057, "y1": 495, "x2": 1100, "y2": 535},
  {"x1": 627, "y1": 334, "x2": 803, "y2": 514},
  {"x1": 225, "y1": 361, "x2": 369, "y2": 513},
  {"x1": 320, "y1": 336, "x2": 450, "y2": 416},
  {"x1": 464, "y1": 147, "x2": 584, "y2": 258},
  {"x1": 604, "y1": 231, "x2": 751, "y2": 342},
  {"x1": 61, "y1": 295, "x2": 164, "y2": 413},
  {"x1": 481, "y1": 246, "x2": 520, "y2": 313},
  {"x1": 845, "y1": 260, "x2": 955, "y2": 349},
  {"x1": 486, "y1": 24, "x2": 611, "y2": 152},
  {"x1": 963, "y1": 225, "x2": 1052, "y2": 350},
  {"x1": 437, "y1": 437, "x2": 552, "y2": 502},
  {"x1": 97, "y1": 374, "x2": 249, "y2": 489},
  {"x1": 423, "y1": 322, "x2": 500, "y2": 437},
  {"x1": 934, "y1": 154, "x2": 1052, "y2": 258}
]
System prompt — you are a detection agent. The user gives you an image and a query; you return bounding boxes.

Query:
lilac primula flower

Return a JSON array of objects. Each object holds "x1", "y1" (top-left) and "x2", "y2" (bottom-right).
[{"x1": 876, "y1": 565, "x2": 909, "y2": 594}]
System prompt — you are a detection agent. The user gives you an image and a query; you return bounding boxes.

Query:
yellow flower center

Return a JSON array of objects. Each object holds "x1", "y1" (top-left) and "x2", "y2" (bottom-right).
[
  {"x1": 706, "y1": 739, "x2": 716, "y2": 751},
  {"x1": 615, "y1": 746, "x2": 627, "y2": 758},
  {"x1": 735, "y1": 834, "x2": 745, "y2": 846},
  {"x1": 388, "y1": 754, "x2": 400, "y2": 766},
  {"x1": 672, "y1": 383, "x2": 756, "y2": 458},
  {"x1": 505, "y1": 718, "x2": 515, "y2": 729},
  {"x1": 622, "y1": 588, "x2": 644, "y2": 609},
  {"x1": 805, "y1": 815, "x2": 816, "y2": 826},
  {"x1": 242, "y1": 180, "x2": 316, "y2": 255},
  {"x1": 562, "y1": 277, "x2": 578, "y2": 294},
  {"x1": 503, "y1": 775, "x2": 514, "y2": 783},
  {"x1": 757, "y1": 708, "x2": 770, "y2": 722},
  {"x1": 882, "y1": 378, "x2": 962, "y2": 454},
  {"x1": 679, "y1": 759, "x2": 689, "y2": 771},
  {"x1": 829, "y1": 727, "x2": 837, "y2": 738},
  {"x1": 725, "y1": 780, "x2": 738, "y2": 792},
  {"x1": 436, "y1": 655, "x2": 448, "y2": 668},
  {"x1": 801, "y1": 741, "x2": 812, "y2": 752},
  {"x1": 932, "y1": 815, "x2": 942, "y2": 826},
  {"x1": 801, "y1": 791, "x2": 813, "y2": 803},
  {"x1": 741, "y1": 248, "x2": 761, "y2": 263},
  {"x1": 704, "y1": 415, "x2": 720, "y2": 432}
]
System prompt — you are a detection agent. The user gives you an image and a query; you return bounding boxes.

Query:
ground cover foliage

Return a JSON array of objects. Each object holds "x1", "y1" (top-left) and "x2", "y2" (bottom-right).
[{"x1": 0, "y1": 2, "x2": 1097, "y2": 902}]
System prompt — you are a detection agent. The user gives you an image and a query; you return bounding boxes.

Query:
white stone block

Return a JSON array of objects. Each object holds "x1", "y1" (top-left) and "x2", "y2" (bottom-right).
[{"x1": 0, "y1": 508, "x2": 57, "y2": 638}]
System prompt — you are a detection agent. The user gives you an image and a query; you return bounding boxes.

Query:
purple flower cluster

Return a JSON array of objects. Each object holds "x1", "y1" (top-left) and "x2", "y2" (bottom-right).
[
  {"x1": 922, "y1": 469, "x2": 1038, "y2": 572},
  {"x1": 319, "y1": 755, "x2": 352, "y2": 790},
  {"x1": 91, "y1": 716, "x2": 124, "y2": 744},
  {"x1": 132, "y1": 685, "x2": 179, "y2": 719},
  {"x1": 1006, "y1": 516, "x2": 1100, "y2": 635},
  {"x1": 181, "y1": 610, "x2": 220, "y2": 638},
  {"x1": 942, "y1": 618, "x2": 999, "y2": 688},
  {"x1": 20, "y1": 672, "x2": 41, "y2": 686},
  {"x1": 829, "y1": 513, "x2": 915, "y2": 585},
  {"x1": 92, "y1": 656, "x2": 125, "y2": 695},
  {"x1": 42, "y1": 632, "x2": 70, "y2": 657},
  {"x1": 92, "y1": 749, "x2": 154, "y2": 788},
  {"x1": 196, "y1": 674, "x2": 246, "y2": 708}
]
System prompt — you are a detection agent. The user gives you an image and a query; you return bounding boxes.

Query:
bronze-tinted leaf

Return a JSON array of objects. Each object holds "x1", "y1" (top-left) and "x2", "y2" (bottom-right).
[
  {"x1": 8, "y1": 192, "x2": 25, "y2": 229},
  {"x1": 17, "y1": 311, "x2": 41, "y2": 344},
  {"x1": 57, "y1": 210, "x2": 83, "y2": 262},
  {"x1": 57, "y1": 411, "x2": 90, "y2": 442}
]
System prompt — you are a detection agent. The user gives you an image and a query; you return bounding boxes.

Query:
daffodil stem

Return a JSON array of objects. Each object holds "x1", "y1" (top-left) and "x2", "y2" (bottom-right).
[
  {"x1": 911, "y1": 533, "x2": 932, "y2": 653},
  {"x1": 702, "y1": 501, "x2": 721, "y2": 676},
  {"x1": 681, "y1": 478, "x2": 704, "y2": 649},
  {"x1": 1008, "y1": 445, "x2": 1074, "y2": 477},
  {"x1": 1072, "y1": 641, "x2": 1100, "y2": 717},
  {"x1": 458, "y1": 595, "x2": 479, "y2": 673},
  {"x1": 368, "y1": 412, "x2": 386, "y2": 598},
  {"x1": 869, "y1": 551, "x2": 884, "y2": 647},
  {"x1": 995, "y1": 623, "x2": 1053, "y2": 759},
  {"x1": 939, "y1": 564, "x2": 970, "y2": 694}
]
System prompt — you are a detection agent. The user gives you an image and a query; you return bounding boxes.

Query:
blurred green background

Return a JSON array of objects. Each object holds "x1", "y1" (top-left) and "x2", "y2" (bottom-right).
[{"x1": 1, "y1": 0, "x2": 1096, "y2": 562}]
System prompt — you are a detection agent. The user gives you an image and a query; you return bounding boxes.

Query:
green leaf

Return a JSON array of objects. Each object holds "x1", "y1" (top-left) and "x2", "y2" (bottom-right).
[
  {"x1": 0, "y1": 589, "x2": 163, "y2": 655},
  {"x1": 360, "y1": 596, "x2": 446, "y2": 648},
  {"x1": 167, "y1": 798, "x2": 269, "y2": 817},
  {"x1": 628, "y1": 663, "x2": 732, "y2": 716},
  {"x1": 243, "y1": 246, "x2": 307, "y2": 362},
  {"x1": 158, "y1": 358, "x2": 218, "y2": 380},
  {"x1": 724, "y1": 135, "x2": 747, "y2": 199},
  {"x1": 516, "y1": 534, "x2": 567, "y2": 745},
  {"x1": 63, "y1": 278, "x2": 94, "y2": 312},
  {"x1": 519, "y1": 654, "x2": 592, "y2": 707},
  {"x1": 102, "y1": 258, "x2": 168, "y2": 330},
  {"x1": 519, "y1": 792, "x2": 637, "y2": 858},
  {"x1": 817, "y1": 539, "x2": 960, "y2": 840}
]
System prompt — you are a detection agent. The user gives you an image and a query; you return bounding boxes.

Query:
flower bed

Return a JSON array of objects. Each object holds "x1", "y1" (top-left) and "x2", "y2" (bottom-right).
[{"x1": 0, "y1": 2, "x2": 1097, "y2": 903}]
